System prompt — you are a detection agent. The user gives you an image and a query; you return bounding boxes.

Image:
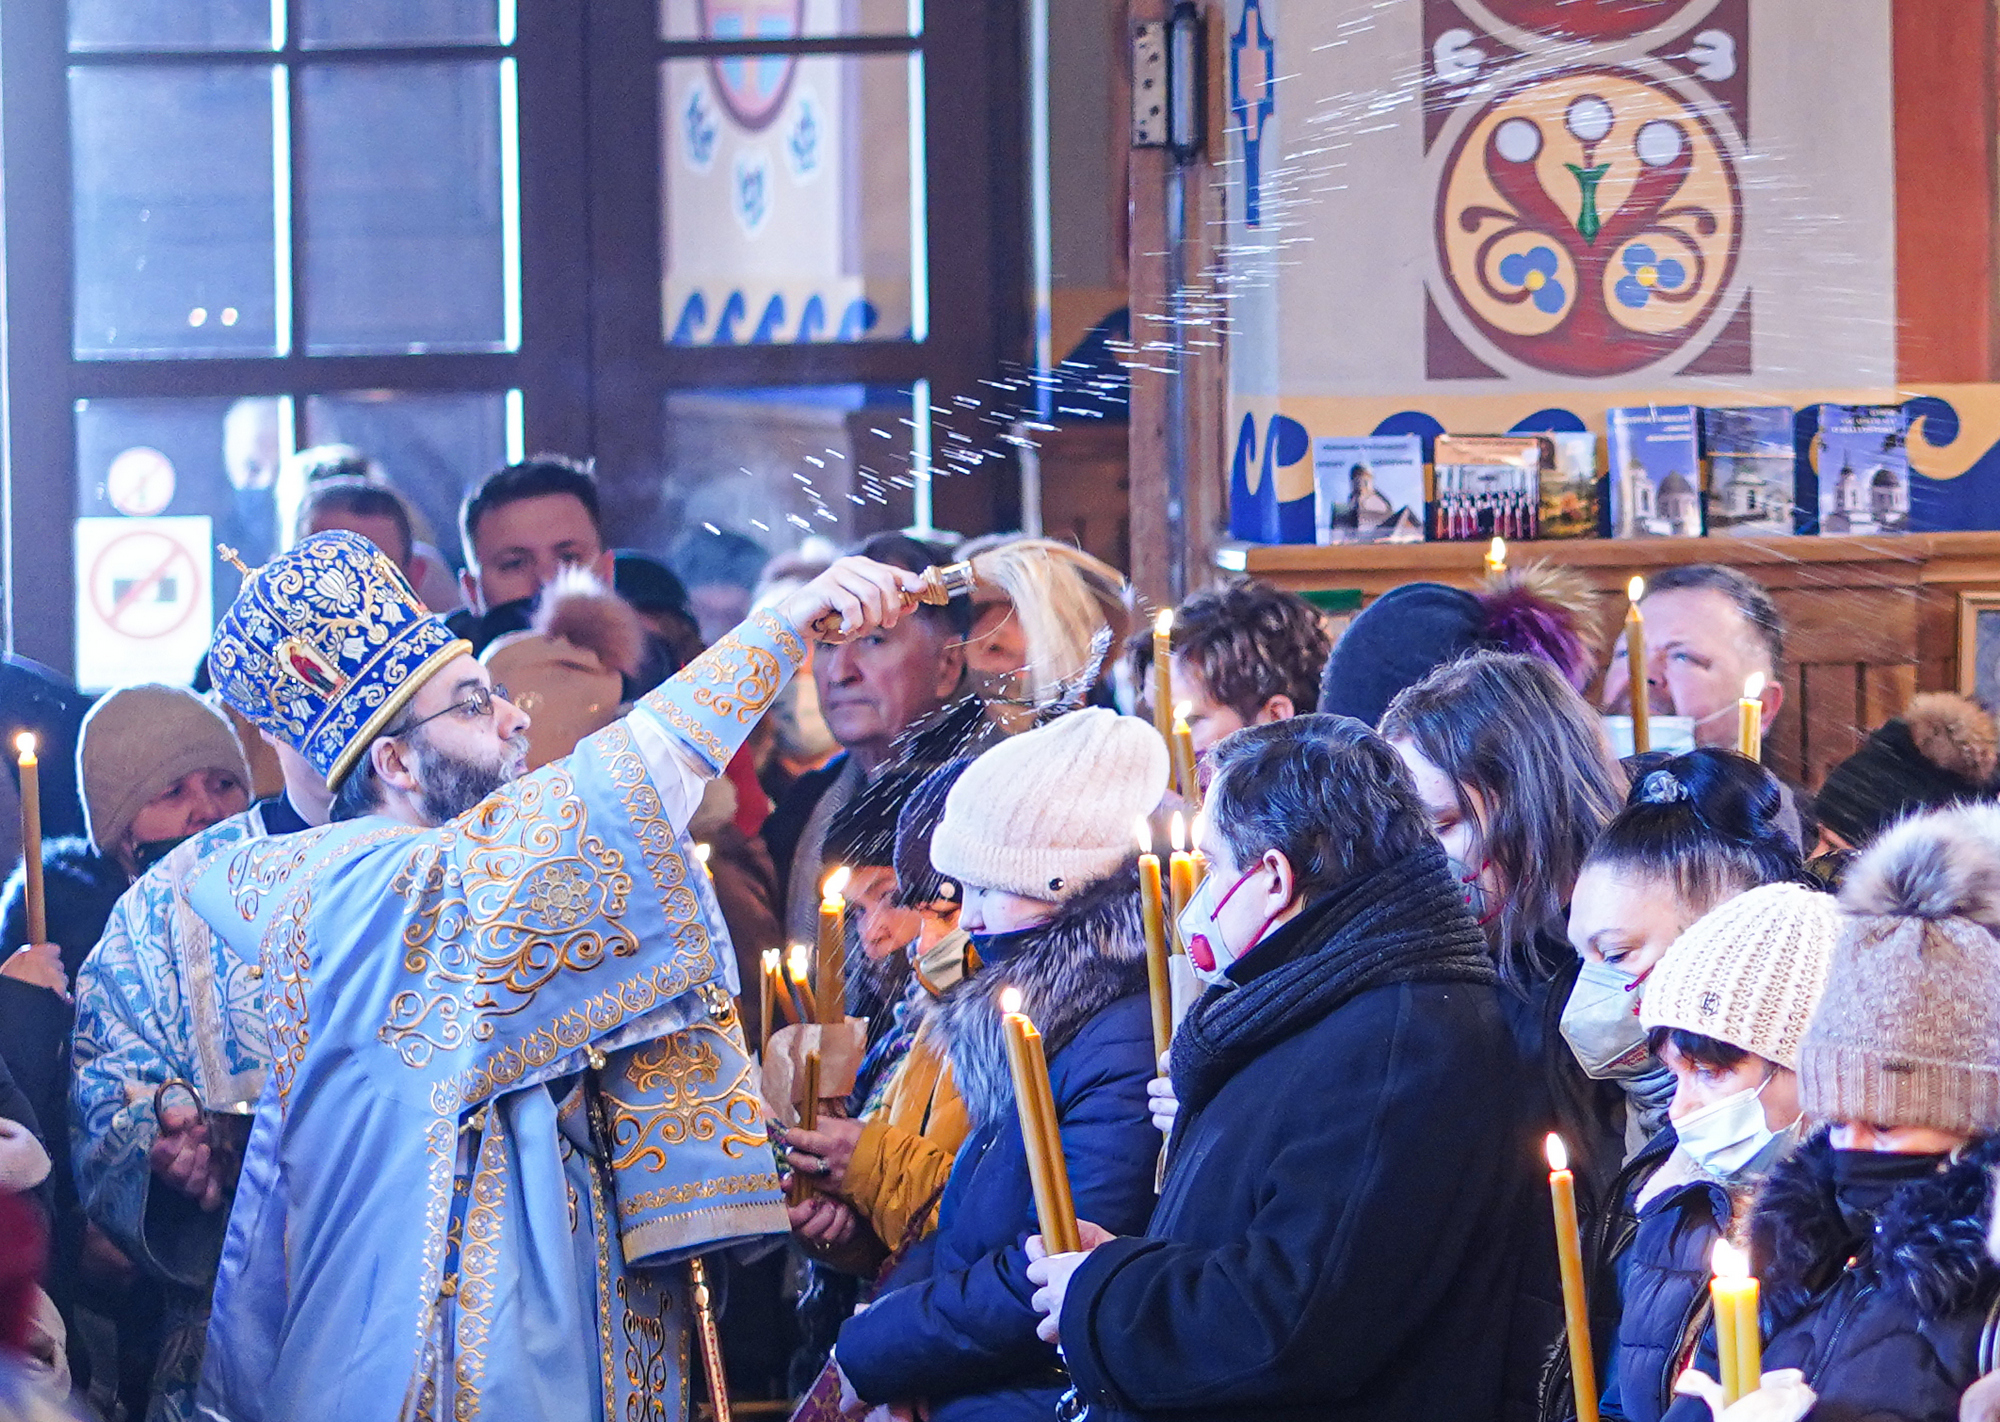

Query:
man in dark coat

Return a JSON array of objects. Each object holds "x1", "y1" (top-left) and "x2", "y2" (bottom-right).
[{"x1": 1029, "y1": 715, "x2": 1529, "y2": 1422}]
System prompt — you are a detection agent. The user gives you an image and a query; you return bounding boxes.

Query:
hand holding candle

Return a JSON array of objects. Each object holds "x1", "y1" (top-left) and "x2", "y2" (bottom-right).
[
  {"x1": 1546, "y1": 1134, "x2": 1600, "y2": 1422},
  {"x1": 1152, "y1": 610, "x2": 1175, "y2": 744},
  {"x1": 1625, "y1": 578, "x2": 1651, "y2": 755},
  {"x1": 1738, "y1": 674, "x2": 1766, "y2": 763},
  {"x1": 999, "y1": 987, "x2": 1080, "y2": 1255},
  {"x1": 13, "y1": 734, "x2": 44, "y2": 947},
  {"x1": 817, "y1": 866, "x2": 850, "y2": 1025},
  {"x1": 1136, "y1": 818, "x2": 1172, "y2": 1063},
  {"x1": 1710, "y1": 1239, "x2": 1761, "y2": 1404}
]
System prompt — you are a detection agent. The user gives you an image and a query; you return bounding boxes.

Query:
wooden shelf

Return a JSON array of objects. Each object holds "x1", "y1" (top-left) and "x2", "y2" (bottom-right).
[{"x1": 1218, "y1": 531, "x2": 2000, "y2": 791}]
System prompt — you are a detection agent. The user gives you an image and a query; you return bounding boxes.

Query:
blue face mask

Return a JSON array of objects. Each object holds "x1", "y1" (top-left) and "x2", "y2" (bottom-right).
[{"x1": 965, "y1": 926, "x2": 1039, "y2": 970}]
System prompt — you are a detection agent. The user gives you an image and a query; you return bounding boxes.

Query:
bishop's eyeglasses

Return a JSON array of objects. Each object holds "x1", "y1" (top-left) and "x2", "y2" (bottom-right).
[{"x1": 397, "y1": 682, "x2": 511, "y2": 737}]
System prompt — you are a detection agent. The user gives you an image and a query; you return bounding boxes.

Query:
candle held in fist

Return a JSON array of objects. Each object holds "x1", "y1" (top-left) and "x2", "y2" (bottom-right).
[
  {"x1": 14, "y1": 733, "x2": 44, "y2": 946},
  {"x1": 1624, "y1": 578, "x2": 1650, "y2": 755},
  {"x1": 1711, "y1": 1239, "x2": 1761, "y2": 1404},
  {"x1": 1738, "y1": 673, "x2": 1765, "y2": 763},
  {"x1": 1136, "y1": 819, "x2": 1172, "y2": 1061},
  {"x1": 999, "y1": 987, "x2": 1080, "y2": 1255},
  {"x1": 1546, "y1": 1135, "x2": 1600, "y2": 1422},
  {"x1": 817, "y1": 866, "x2": 850, "y2": 1024}
]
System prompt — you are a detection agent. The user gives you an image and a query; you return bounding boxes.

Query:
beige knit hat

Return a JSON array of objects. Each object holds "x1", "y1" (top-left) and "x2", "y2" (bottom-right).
[
  {"x1": 78, "y1": 684, "x2": 251, "y2": 858},
  {"x1": 1798, "y1": 805, "x2": 2000, "y2": 1135},
  {"x1": 930, "y1": 708, "x2": 1169, "y2": 902},
  {"x1": 1640, "y1": 883, "x2": 1840, "y2": 1070}
]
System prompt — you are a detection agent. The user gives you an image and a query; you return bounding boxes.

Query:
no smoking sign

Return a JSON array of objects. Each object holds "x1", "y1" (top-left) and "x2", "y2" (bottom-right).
[{"x1": 75, "y1": 516, "x2": 213, "y2": 690}]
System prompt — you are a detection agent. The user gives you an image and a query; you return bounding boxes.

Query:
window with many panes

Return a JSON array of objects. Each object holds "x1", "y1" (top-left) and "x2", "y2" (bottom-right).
[{"x1": 1, "y1": 0, "x2": 1022, "y2": 684}]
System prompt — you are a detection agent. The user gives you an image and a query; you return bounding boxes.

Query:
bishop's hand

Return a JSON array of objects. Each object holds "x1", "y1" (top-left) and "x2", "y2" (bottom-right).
[{"x1": 776, "y1": 557, "x2": 929, "y2": 644}]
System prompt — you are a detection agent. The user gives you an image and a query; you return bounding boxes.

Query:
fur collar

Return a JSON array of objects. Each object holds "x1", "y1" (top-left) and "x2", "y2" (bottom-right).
[
  {"x1": 1753, "y1": 1129, "x2": 2000, "y2": 1324},
  {"x1": 932, "y1": 864, "x2": 1148, "y2": 1128}
]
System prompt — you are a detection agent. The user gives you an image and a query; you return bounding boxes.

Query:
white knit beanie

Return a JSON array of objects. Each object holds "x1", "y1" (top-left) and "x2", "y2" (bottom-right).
[
  {"x1": 930, "y1": 708, "x2": 1169, "y2": 902},
  {"x1": 1639, "y1": 882, "x2": 1840, "y2": 1070},
  {"x1": 78, "y1": 684, "x2": 251, "y2": 858}
]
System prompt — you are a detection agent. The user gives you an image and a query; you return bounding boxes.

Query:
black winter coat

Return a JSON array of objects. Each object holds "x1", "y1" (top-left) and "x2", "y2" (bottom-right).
[
  {"x1": 1602, "y1": 1128, "x2": 1735, "y2": 1422},
  {"x1": 836, "y1": 871, "x2": 1160, "y2": 1422},
  {"x1": 1057, "y1": 846, "x2": 1526, "y2": 1422},
  {"x1": 1660, "y1": 1131, "x2": 2000, "y2": 1422}
]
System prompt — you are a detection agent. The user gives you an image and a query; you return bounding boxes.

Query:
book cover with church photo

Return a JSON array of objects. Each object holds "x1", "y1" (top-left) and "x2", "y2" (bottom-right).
[
  {"x1": 1701, "y1": 406, "x2": 1798, "y2": 537},
  {"x1": 1607, "y1": 405, "x2": 1703, "y2": 539},
  {"x1": 1813, "y1": 404, "x2": 1910, "y2": 535},
  {"x1": 1312, "y1": 434, "x2": 1426, "y2": 544},
  {"x1": 1538, "y1": 431, "x2": 1600, "y2": 540}
]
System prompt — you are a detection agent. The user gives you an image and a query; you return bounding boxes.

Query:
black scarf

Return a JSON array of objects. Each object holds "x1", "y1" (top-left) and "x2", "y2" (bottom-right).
[{"x1": 1170, "y1": 842, "x2": 1496, "y2": 1124}]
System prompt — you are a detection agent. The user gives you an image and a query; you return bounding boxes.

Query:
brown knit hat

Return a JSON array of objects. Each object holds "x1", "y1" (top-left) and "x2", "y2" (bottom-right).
[
  {"x1": 930, "y1": 708, "x2": 1169, "y2": 902},
  {"x1": 78, "y1": 684, "x2": 251, "y2": 858},
  {"x1": 1799, "y1": 805, "x2": 2000, "y2": 1135}
]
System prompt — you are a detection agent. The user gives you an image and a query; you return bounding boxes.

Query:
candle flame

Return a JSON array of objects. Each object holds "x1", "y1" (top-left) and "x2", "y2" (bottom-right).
[
  {"x1": 694, "y1": 842, "x2": 712, "y2": 864},
  {"x1": 1712, "y1": 1238, "x2": 1749, "y2": 1280},
  {"x1": 1170, "y1": 811, "x2": 1187, "y2": 853},
  {"x1": 1135, "y1": 816, "x2": 1153, "y2": 855},
  {"x1": 1544, "y1": 1133, "x2": 1568, "y2": 1172},
  {"x1": 1190, "y1": 811, "x2": 1206, "y2": 848},
  {"x1": 761, "y1": 947, "x2": 781, "y2": 972},
  {"x1": 1486, "y1": 536, "x2": 1506, "y2": 566},
  {"x1": 1743, "y1": 672, "x2": 1766, "y2": 700},
  {"x1": 1154, "y1": 608, "x2": 1173, "y2": 637},
  {"x1": 12, "y1": 731, "x2": 34, "y2": 758},
  {"x1": 823, "y1": 865, "x2": 851, "y2": 902},
  {"x1": 787, "y1": 942, "x2": 812, "y2": 980},
  {"x1": 1627, "y1": 575, "x2": 1646, "y2": 604},
  {"x1": 998, "y1": 985, "x2": 1024, "y2": 1015},
  {"x1": 1173, "y1": 700, "x2": 1193, "y2": 729}
]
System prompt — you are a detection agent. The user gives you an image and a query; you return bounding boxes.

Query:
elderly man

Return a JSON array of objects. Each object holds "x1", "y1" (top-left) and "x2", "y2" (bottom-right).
[
  {"x1": 192, "y1": 530, "x2": 919, "y2": 1420},
  {"x1": 1600, "y1": 563, "x2": 1786, "y2": 750},
  {"x1": 763, "y1": 532, "x2": 976, "y2": 946}
]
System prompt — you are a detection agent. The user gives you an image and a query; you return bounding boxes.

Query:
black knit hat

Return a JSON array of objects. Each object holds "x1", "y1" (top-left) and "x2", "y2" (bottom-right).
[
  {"x1": 894, "y1": 758, "x2": 971, "y2": 908},
  {"x1": 1816, "y1": 693, "x2": 1999, "y2": 849},
  {"x1": 1319, "y1": 583, "x2": 1487, "y2": 728}
]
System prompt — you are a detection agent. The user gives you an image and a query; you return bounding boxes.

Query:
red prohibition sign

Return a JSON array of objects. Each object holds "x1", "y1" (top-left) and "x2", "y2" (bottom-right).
[{"x1": 88, "y1": 530, "x2": 201, "y2": 640}]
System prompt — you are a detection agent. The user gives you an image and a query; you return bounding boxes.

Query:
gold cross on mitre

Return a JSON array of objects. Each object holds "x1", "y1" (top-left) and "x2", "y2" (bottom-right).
[{"x1": 217, "y1": 545, "x2": 255, "y2": 577}]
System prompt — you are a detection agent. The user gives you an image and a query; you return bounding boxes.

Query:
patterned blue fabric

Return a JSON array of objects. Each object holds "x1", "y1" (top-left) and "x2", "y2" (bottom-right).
[
  {"x1": 207, "y1": 530, "x2": 470, "y2": 787},
  {"x1": 70, "y1": 803, "x2": 291, "y2": 1422},
  {"x1": 191, "y1": 612, "x2": 803, "y2": 1422}
]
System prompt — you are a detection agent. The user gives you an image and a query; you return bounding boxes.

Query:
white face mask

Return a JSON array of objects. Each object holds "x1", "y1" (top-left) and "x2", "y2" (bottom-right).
[
  {"x1": 1176, "y1": 863, "x2": 1286, "y2": 987},
  {"x1": 1600, "y1": 714, "x2": 1697, "y2": 758},
  {"x1": 1674, "y1": 1073, "x2": 1793, "y2": 1180}
]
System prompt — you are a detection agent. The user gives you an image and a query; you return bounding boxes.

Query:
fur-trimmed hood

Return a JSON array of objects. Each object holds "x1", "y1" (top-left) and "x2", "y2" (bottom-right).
[
  {"x1": 1753, "y1": 1129, "x2": 2000, "y2": 1326},
  {"x1": 2, "y1": 834, "x2": 129, "y2": 972},
  {"x1": 932, "y1": 862, "x2": 1148, "y2": 1127}
]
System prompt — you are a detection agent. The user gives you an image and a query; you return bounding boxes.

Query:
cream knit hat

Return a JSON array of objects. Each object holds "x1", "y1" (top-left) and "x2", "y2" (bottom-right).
[
  {"x1": 930, "y1": 708, "x2": 1169, "y2": 902},
  {"x1": 78, "y1": 684, "x2": 251, "y2": 859},
  {"x1": 1798, "y1": 804, "x2": 2000, "y2": 1135},
  {"x1": 1639, "y1": 883, "x2": 1839, "y2": 1070}
]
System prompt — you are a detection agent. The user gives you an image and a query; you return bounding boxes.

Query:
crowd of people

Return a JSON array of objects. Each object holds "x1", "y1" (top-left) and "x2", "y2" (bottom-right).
[{"x1": 3, "y1": 446, "x2": 2000, "y2": 1422}]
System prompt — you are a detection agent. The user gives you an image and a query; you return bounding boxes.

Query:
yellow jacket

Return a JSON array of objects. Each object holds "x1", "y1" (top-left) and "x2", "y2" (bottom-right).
[{"x1": 842, "y1": 1015, "x2": 969, "y2": 1249}]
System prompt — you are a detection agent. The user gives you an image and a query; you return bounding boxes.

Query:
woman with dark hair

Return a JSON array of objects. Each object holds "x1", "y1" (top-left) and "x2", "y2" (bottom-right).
[
  {"x1": 1025, "y1": 714, "x2": 1528, "y2": 1422},
  {"x1": 1377, "y1": 650, "x2": 1626, "y2": 1422}
]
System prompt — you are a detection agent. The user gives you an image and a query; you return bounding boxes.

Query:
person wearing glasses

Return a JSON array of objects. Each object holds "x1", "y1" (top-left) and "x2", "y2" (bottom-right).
[{"x1": 188, "y1": 528, "x2": 924, "y2": 1422}]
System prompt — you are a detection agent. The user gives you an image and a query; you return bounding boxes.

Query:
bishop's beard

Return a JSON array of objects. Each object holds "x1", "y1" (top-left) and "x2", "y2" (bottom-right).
[{"x1": 409, "y1": 732, "x2": 528, "y2": 824}]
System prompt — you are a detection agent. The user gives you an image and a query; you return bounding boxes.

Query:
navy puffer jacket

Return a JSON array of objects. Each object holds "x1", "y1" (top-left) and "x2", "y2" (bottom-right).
[{"x1": 1660, "y1": 1130, "x2": 2000, "y2": 1422}]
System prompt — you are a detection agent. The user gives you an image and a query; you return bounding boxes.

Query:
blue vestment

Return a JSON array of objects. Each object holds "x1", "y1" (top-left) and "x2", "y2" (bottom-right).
[{"x1": 191, "y1": 611, "x2": 801, "y2": 1421}]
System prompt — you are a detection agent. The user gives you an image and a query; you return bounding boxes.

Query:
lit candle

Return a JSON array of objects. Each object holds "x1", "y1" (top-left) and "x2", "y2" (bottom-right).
[
  {"x1": 1152, "y1": 609, "x2": 1175, "y2": 744},
  {"x1": 1136, "y1": 818, "x2": 1172, "y2": 1062},
  {"x1": 1546, "y1": 1135, "x2": 1600, "y2": 1422},
  {"x1": 1485, "y1": 535, "x2": 1507, "y2": 574},
  {"x1": 1738, "y1": 673, "x2": 1765, "y2": 763},
  {"x1": 14, "y1": 734, "x2": 44, "y2": 946},
  {"x1": 1170, "y1": 701, "x2": 1201, "y2": 809},
  {"x1": 1189, "y1": 811, "x2": 1209, "y2": 887},
  {"x1": 999, "y1": 987, "x2": 1081, "y2": 1255},
  {"x1": 694, "y1": 842, "x2": 713, "y2": 871},
  {"x1": 758, "y1": 948, "x2": 781, "y2": 1053},
  {"x1": 784, "y1": 942, "x2": 817, "y2": 1025},
  {"x1": 1625, "y1": 577, "x2": 1650, "y2": 755},
  {"x1": 817, "y1": 866, "x2": 851, "y2": 1025},
  {"x1": 1711, "y1": 1239, "x2": 1760, "y2": 1403},
  {"x1": 1168, "y1": 812, "x2": 1197, "y2": 938}
]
